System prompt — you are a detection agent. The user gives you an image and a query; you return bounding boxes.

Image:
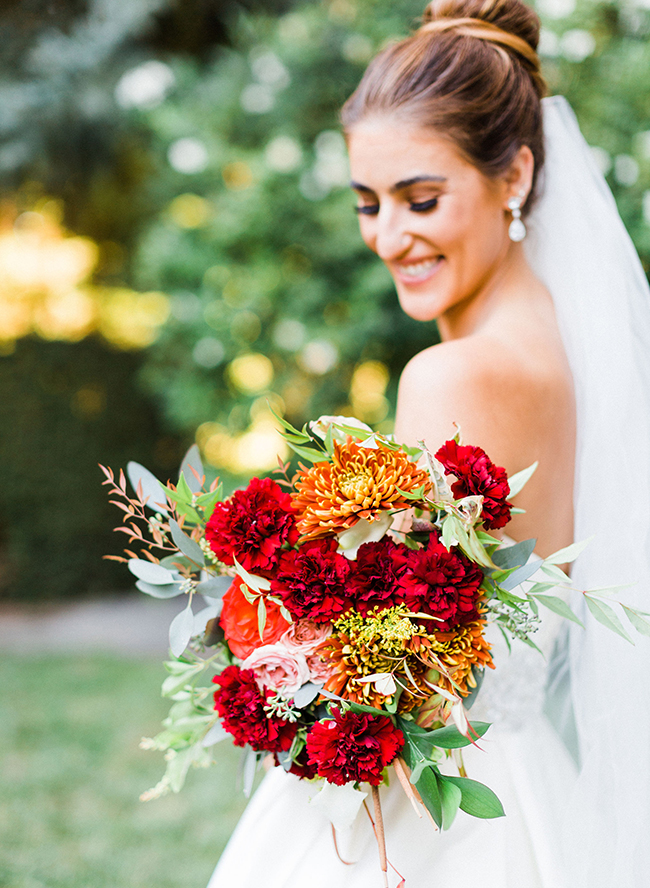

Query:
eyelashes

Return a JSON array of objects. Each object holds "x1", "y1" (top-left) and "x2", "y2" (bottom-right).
[
  {"x1": 354, "y1": 197, "x2": 439, "y2": 216},
  {"x1": 410, "y1": 197, "x2": 438, "y2": 213}
]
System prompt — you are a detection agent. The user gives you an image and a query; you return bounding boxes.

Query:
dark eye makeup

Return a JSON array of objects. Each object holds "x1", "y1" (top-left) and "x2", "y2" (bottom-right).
[{"x1": 354, "y1": 197, "x2": 439, "y2": 215}]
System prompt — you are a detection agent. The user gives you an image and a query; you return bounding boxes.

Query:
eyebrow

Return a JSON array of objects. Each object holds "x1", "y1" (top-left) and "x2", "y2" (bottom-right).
[{"x1": 350, "y1": 174, "x2": 447, "y2": 194}]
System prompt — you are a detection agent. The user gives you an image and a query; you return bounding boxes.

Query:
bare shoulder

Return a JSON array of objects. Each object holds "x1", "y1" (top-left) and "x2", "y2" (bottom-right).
[{"x1": 395, "y1": 333, "x2": 573, "y2": 475}]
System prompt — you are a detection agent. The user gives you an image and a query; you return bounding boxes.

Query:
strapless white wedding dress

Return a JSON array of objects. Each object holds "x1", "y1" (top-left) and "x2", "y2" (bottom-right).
[{"x1": 207, "y1": 555, "x2": 577, "y2": 888}]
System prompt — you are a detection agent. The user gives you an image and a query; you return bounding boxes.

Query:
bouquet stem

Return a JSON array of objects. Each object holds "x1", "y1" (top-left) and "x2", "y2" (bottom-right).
[{"x1": 371, "y1": 785, "x2": 389, "y2": 888}]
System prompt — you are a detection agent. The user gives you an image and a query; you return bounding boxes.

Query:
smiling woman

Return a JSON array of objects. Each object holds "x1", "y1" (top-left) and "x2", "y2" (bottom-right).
[
  {"x1": 206, "y1": 0, "x2": 650, "y2": 886},
  {"x1": 343, "y1": 78, "x2": 573, "y2": 560},
  {"x1": 347, "y1": 126, "x2": 532, "y2": 328}
]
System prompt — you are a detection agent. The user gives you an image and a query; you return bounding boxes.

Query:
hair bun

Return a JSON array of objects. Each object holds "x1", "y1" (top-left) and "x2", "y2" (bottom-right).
[{"x1": 423, "y1": 0, "x2": 540, "y2": 53}]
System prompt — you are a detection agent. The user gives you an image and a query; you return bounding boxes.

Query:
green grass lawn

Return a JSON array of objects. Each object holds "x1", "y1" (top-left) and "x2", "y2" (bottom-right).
[{"x1": 0, "y1": 654, "x2": 250, "y2": 888}]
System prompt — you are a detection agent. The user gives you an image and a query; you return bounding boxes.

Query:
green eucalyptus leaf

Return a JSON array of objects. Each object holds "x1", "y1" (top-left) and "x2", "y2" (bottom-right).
[
  {"x1": 292, "y1": 682, "x2": 323, "y2": 708},
  {"x1": 585, "y1": 595, "x2": 634, "y2": 643},
  {"x1": 409, "y1": 756, "x2": 433, "y2": 785},
  {"x1": 161, "y1": 663, "x2": 205, "y2": 697},
  {"x1": 201, "y1": 721, "x2": 229, "y2": 748},
  {"x1": 462, "y1": 666, "x2": 485, "y2": 710},
  {"x1": 169, "y1": 601, "x2": 195, "y2": 657},
  {"x1": 532, "y1": 594, "x2": 584, "y2": 626},
  {"x1": 409, "y1": 758, "x2": 442, "y2": 828},
  {"x1": 196, "y1": 576, "x2": 232, "y2": 598},
  {"x1": 622, "y1": 605, "x2": 650, "y2": 638},
  {"x1": 540, "y1": 563, "x2": 571, "y2": 583},
  {"x1": 492, "y1": 539, "x2": 536, "y2": 570},
  {"x1": 545, "y1": 537, "x2": 592, "y2": 565},
  {"x1": 507, "y1": 461, "x2": 538, "y2": 497},
  {"x1": 128, "y1": 559, "x2": 176, "y2": 585},
  {"x1": 499, "y1": 560, "x2": 543, "y2": 591},
  {"x1": 242, "y1": 748, "x2": 260, "y2": 798},
  {"x1": 347, "y1": 700, "x2": 388, "y2": 717},
  {"x1": 286, "y1": 441, "x2": 325, "y2": 463},
  {"x1": 176, "y1": 472, "x2": 194, "y2": 505},
  {"x1": 169, "y1": 519, "x2": 205, "y2": 566},
  {"x1": 257, "y1": 597, "x2": 267, "y2": 640},
  {"x1": 444, "y1": 776, "x2": 505, "y2": 819},
  {"x1": 195, "y1": 488, "x2": 222, "y2": 516},
  {"x1": 179, "y1": 444, "x2": 204, "y2": 494},
  {"x1": 126, "y1": 461, "x2": 168, "y2": 514},
  {"x1": 413, "y1": 721, "x2": 491, "y2": 749},
  {"x1": 136, "y1": 579, "x2": 184, "y2": 599},
  {"x1": 436, "y1": 772, "x2": 463, "y2": 830}
]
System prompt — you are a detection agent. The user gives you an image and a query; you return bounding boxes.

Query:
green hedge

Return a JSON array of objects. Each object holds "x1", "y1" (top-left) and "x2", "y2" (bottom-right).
[{"x1": 0, "y1": 337, "x2": 186, "y2": 601}]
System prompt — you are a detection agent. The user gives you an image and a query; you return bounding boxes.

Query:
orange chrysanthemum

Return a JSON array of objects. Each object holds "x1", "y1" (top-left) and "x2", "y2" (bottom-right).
[
  {"x1": 292, "y1": 439, "x2": 430, "y2": 540},
  {"x1": 429, "y1": 619, "x2": 495, "y2": 697},
  {"x1": 317, "y1": 606, "x2": 434, "y2": 713}
]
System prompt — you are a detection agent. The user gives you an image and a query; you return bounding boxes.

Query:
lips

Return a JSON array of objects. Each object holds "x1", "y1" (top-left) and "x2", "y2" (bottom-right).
[{"x1": 392, "y1": 257, "x2": 443, "y2": 284}]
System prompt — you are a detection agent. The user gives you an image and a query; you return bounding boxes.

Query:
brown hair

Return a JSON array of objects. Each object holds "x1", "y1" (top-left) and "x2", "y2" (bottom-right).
[{"x1": 341, "y1": 0, "x2": 546, "y2": 210}]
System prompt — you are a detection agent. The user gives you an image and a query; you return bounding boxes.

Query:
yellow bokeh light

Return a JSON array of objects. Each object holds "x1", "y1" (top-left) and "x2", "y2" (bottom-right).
[
  {"x1": 0, "y1": 297, "x2": 33, "y2": 341},
  {"x1": 168, "y1": 194, "x2": 211, "y2": 229},
  {"x1": 199, "y1": 416, "x2": 289, "y2": 475},
  {"x1": 222, "y1": 161, "x2": 254, "y2": 191},
  {"x1": 33, "y1": 290, "x2": 97, "y2": 341},
  {"x1": 96, "y1": 288, "x2": 171, "y2": 349},
  {"x1": 227, "y1": 353, "x2": 274, "y2": 395},
  {"x1": 0, "y1": 199, "x2": 172, "y2": 350},
  {"x1": 349, "y1": 360, "x2": 390, "y2": 423}
]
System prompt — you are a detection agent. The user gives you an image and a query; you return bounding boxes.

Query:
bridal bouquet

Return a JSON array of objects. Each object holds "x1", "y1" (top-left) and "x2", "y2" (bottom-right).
[{"x1": 102, "y1": 415, "x2": 639, "y2": 883}]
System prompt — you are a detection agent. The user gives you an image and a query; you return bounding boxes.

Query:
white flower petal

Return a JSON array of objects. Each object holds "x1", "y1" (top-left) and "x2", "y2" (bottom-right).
[
  {"x1": 450, "y1": 701, "x2": 470, "y2": 737},
  {"x1": 429, "y1": 684, "x2": 459, "y2": 703},
  {"x1": 308, "y1": 780, "x2": 368, "y2": 831},
  {"x1": 337, "y1": 513, "x2": 394, "y2": 560}
]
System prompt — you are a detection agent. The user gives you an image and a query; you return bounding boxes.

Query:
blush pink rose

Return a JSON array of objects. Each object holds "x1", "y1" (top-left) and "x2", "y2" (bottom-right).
[
  {"x1": 241, "y1": 643, "x2": 311, "y2": 695},
  {"x1": 307, "y1": 651, "x2": 333, "y2": 684},
  {"x1": 281, "y1": 619, "x2": 332, "y2": 655}
]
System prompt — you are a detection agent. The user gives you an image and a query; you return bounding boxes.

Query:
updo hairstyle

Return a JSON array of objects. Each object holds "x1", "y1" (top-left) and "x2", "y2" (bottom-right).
[{"x1": 341, "y1": 0, "x2": 547, "y2": 211}]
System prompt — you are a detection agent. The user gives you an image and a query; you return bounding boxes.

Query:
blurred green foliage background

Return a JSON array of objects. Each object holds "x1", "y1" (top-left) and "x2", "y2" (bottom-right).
[{"x1": 1, "y1": 0, "x2": 649, "y2": 599}]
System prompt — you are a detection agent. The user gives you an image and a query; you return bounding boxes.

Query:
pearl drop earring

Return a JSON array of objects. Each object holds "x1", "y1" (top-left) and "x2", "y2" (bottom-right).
[{"x1": 507, "y1": 193, "x2": 527, "y2": 242}]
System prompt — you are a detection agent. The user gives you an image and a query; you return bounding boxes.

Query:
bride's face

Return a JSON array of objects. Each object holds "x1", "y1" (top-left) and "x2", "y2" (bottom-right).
[{"x1": 347, "y1": 116, "x2": 514, "y2": 326}]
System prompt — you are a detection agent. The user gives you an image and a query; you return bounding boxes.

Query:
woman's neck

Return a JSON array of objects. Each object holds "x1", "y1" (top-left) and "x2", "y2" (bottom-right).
[{"x1": 437, "y1": 243, "x2": 537, "y2": 342}]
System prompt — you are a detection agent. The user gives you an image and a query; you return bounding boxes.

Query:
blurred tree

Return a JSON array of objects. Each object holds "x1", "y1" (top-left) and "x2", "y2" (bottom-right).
[
  {"x1": 121, "y1": 0, "x2": 650, "y2": 477},
  {"x1": 1, "y1": 0, "x2": 650, "y2": 598}
]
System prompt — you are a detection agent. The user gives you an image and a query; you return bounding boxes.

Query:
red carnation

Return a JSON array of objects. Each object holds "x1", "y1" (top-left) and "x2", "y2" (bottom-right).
[
  {"x1": 271, "y1": 537, "x2": 352, "y2": 623},
  {"x1": 220, "y1": 577, "x2": 290, "y2": 659},
  {"x1": 213, "y1": 665, "x2": 297, "y2": 753},
  {"x1": 346, "y1": 538, "x2": 410, "y2": 616},
  {"x1": 435, "y1": 440, "x2": 512, "y2": 530},
  {"x1": 206, "y1": 476, "x2": 299, "y2": 573},
  {"x1": 306, "y1": 709, "x2": 404, "y2": 786},
  {"x1": 399, "y1": 533, "x2": 483, "y2": 629}
]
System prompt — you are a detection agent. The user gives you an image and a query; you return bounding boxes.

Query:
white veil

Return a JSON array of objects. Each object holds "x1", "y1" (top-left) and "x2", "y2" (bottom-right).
[{"x1": 525, "y1": 95, "x2": 650, "y2": 887}]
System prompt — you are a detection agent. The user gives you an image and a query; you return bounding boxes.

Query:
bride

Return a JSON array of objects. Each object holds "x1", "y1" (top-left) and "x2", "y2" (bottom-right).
[{"x1": 208, "y1": 1, "x2": 650, "y2": 885}]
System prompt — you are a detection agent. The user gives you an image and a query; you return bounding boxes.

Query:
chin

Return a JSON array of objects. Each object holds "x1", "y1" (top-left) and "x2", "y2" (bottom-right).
[{"x1": 395, "y1": 286, "x2": 444, "y2": 324}]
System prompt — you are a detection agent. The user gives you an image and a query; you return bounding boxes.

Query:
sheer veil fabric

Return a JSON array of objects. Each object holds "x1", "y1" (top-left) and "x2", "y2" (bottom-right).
[{"x1": 527, "y1": 96, "x2": 650, "y2": 887}]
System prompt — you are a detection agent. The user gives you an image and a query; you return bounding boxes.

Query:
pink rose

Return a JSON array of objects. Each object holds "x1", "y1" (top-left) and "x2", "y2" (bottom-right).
[
  {"x1": 241, "y1": 643, "x2": 311, "y2": 695},
  {"x1": 307, "y1": 651, "x2": 333, "y2": 684},
  {"x1": 281, "y1": 620, "x2": 332, "y2": 655}
]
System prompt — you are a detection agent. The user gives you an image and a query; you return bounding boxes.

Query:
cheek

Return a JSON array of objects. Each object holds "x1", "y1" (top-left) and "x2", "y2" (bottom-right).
[{"x1": 357, "y1": 217, "x2": 377, "y2": 253}]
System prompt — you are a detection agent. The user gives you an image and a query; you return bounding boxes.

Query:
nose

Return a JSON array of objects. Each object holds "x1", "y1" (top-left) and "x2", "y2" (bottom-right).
[{"x1": 373, "y1": 207, "x2": 413, "y2": 261}]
